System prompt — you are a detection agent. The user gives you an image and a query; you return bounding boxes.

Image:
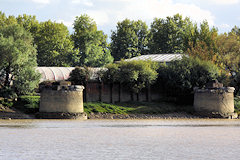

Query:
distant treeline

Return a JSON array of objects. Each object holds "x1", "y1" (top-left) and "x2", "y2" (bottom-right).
[{"x1": 0, "y1": 11, "x2": 240, "y2": 97}]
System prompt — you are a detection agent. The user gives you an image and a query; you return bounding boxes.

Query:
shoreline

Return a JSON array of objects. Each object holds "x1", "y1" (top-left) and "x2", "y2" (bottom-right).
[
  {"x1": 0, "y1": 106, "x2": 238, "y2": 120},
  {"x1": 0, "y1": 111, "x2": 231, "y2": 120},
  {"x1": 87, "y1": 112, "x2": 201, "y2": 119}
]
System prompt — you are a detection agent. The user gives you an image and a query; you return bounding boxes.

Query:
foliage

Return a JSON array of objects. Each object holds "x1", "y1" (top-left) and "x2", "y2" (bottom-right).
[
  {"x1": 16, "y1": 14, "x2": 39, "y2": 35},
  {"x1": 186, "y1": 21, "x2": 219, "y2": 66},
  {"x1": 234, "y1": 97, "x2": 240, "y2": 113},
  {"x1": 102, "y1": 60, "x2": 159, "y2": 94},
  {"x1": 18, "y1": 95, "x2": 40, "y2": 109},
  {"x1": 72, "y1": 14, "x2": 113, "y2": 67},
  {"x1": 157, "y1": 56, "x2": 222, "y2": 96},
  {"x1": 110, "y1": 19, "x2": 150, "y2": 60},
  {"x1": 149, "y1": 14, "x2": 197, "y2": 54},
  {"x1": 0, "y1": 98, "x2": 14, "y2": 108},
  {"x1": 0, "y1": 24, "x2": 40, "y2": 96},
  {"x1": 13, "y1": 95, "x2": 40, "y2": 114},
  {"x1": 35, "y1": 20, "x2": 77, "y2": 66},
  {"x1": 68, "y1": 66, "x2": 93, "y2": 85},
  {"x1": 84, "y1": 102, "x2": 193, "y2": 115},
  {"x1": 84, "y1": 102, "x2": 133, "y2": 114},
  {"x1": 216, "y1": 33, "x2": 240, "y2": 74}
]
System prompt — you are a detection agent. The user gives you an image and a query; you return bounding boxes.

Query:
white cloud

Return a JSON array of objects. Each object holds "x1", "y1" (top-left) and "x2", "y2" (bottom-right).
[
  {"x1": 204, "y1": 0, "x2": 239, "y2": 5},
  {"x1": 57, "y1": 19, "x2": 73, "y2": 27},
  {"x1": 71, "y1": 0, "x2": 93, "y2": 6},
  {"x1": 92, "y1": 0, "x2": 215, "y2": 27},
  {"x1": 219, "y1": 24, "x2": 231, "y2": 29},
  {"x1": 31, "y1": 0, "x2": 50, "y2": 4},
  {"x1": 87, "y1": 10, "x2": 109, "y2": 26}
]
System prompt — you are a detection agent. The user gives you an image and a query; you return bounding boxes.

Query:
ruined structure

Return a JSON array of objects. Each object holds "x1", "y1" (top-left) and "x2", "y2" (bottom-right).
[
  {"x1": 38, "y1": 81, "x2": 87, "y2": 119},
  {"x1": 194, "y1": 80, "x2": 236, "y2": 118}
]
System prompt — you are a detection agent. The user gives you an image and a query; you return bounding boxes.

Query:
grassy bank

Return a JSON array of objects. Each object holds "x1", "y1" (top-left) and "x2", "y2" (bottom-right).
[
  {"x1": 1, "y1": 95, "x2": 240, "y2": 118},
  {"x1": 84, "y1": 101, "x2": 194, "y2": 115}
]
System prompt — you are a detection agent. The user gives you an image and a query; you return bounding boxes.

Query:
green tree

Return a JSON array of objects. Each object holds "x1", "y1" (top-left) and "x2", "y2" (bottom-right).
[
  {"x1": 35, "y1": 20, "x2": 76, "y2": 66},
  {"x1": 216, "y1": 33, "x2": 240, "y2": 74},
  {"x1": 68, "y1": 66, "x2": 93, "y2": 85},
  {"x1": 16, "y1": 14, "x2": 39, "y2": 35},
  {"x1": 110, "y1": 19, "x2": 150, "y2": 61},
  {"x1": 231, "y1": 26, "x2": 240, "y2": 36},
  {"x1": 72, "y1": 14, "x2": 113, "y2": 67},
  {"x1": 0, "y1": 24, "x2": 40, "y2": 96},
  {"x1": 102, "y1": 60, "x2": 158, "y2": 101},
  {"x1": 149, "y1": 14, "x2": 197, "y2": 54},
  {"x1": 157, "y1": 57, "x2": 222, "y2": 98}
]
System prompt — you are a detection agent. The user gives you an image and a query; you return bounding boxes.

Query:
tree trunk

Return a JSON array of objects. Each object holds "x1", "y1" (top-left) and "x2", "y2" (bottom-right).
[{"x1": 4, "y1": 65, "x2": 11, "y2": 88}]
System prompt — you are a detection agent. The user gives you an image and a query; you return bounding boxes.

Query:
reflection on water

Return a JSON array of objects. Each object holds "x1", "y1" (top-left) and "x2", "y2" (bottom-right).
[{"x1": 0, "y1": 119, "x2": 240, "y2": 160}]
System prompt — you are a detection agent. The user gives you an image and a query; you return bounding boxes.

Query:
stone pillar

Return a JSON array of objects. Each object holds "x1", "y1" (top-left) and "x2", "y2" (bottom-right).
[
  {"x1": 194, "y1": 80, "x2": 236, "y2": 118},
  {"x1": 38, "y1": 85, "x2": 87, "y2": 119}
]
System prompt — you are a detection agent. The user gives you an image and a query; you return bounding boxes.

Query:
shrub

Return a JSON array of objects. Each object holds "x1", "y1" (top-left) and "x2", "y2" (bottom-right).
[
  {"x1": 157, "y1": 56, "x2": 223, "y2": 103},
  {"x1": 234, "y1": 97, "x2": 240, "y2": 113},
  {"x1": 18, "y1": 95, "x2": 40, "y2": 109},
  {"x1": 102, "y1": 60, "x2": 159, "y2": 94},
  {"x1": 68, "y1": 66, "x2": 92, "y2": 85}
]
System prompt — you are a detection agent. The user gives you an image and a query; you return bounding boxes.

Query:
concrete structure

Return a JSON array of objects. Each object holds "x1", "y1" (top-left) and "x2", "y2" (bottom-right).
[
  {"x1": 38, "y1": 83, "x2": 87, "y2": 119},
  {"x1": 194, "y1": 80, "x2": 236, "y2": 118}
]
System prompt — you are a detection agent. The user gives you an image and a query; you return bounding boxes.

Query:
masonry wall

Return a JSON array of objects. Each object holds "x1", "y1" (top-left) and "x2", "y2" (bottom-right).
[
  {"x1": 84, "y1": 82, "x2": 162, "y2": 103},
  {"x1": 194, "y1": 87, "x2": 235, "y2": 116},
  {"x1": 40, "y1": 89, "x2": 84, "y2": 113}
]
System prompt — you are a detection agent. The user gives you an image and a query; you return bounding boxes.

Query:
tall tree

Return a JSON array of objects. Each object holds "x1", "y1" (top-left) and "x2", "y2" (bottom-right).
[
  {"x1": 231, "y1": 26, "x2": 240, "y2": 36},
  {"x1": 72, "y1": 14, "x2": 113, "y2": 67},
  {"x1": 0, "y1": 24, "x2": 40, "y2": 95},
  {"x1": 187, "y1": 21, "x2": 219, "y2": 68},
  {"x1": 110, "y1": 19, "x2": 149, "y2": 61},
  {"x1": 16, "y1": 14, "x2": 39, "y2": 36},
  {"x1": 149, "y1": 14, "x2": 197, "y2": 54},
  {"x1": 35, "y1": 20, "x2": 76, "y2": 66}
]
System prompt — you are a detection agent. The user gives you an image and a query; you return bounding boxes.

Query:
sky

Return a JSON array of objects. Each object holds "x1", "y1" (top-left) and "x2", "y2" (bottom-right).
[{"x1": 0, "y1": 0, "x2": 240, "y2": 37}]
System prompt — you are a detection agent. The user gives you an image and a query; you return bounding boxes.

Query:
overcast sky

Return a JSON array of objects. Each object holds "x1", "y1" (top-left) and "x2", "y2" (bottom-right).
[{"x1": 1, "y1": 0, "x2": 240, "y2": 36}]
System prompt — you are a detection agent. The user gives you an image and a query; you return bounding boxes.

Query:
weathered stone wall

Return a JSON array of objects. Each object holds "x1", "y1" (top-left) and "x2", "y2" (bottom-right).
[
  {"x1": 194, "y1": 87, "x2": 235, "y2": 117},
  {"x1": 85, "y1": 82, "x2": 162, "y2": 103},
  {"x1": 40, "y1": 86, "x2": 84, "y2": 113}
]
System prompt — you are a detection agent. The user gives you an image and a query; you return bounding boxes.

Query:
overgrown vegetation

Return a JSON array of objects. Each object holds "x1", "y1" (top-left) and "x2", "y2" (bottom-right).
[
  {"x1": 156, "y1": 56, "x2": 223, "y2": 104},
  {"x1": 84, "y1": 102, "x2": 194, "y2": 115},
  {"x1": 14, "y1": 96, "x2": 40, "y2": 114},
  {"x1": 102, "y1": 60, "x2": 159, "y2": 95},
  {"x1": 234, "y1": 97, "x2": 240, "y2": 114}
]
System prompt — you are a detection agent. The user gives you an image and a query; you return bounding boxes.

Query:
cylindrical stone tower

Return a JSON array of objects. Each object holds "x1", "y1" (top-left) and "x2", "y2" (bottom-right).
[
  {"x1": 38, "y1": 84, "x2": 87, "y2": 119},
  {"x1": 194, "y1": 80, "x2": 236, "y2": 118}
]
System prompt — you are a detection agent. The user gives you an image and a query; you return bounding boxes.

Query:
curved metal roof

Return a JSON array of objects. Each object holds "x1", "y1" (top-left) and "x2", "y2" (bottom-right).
[
  {"x1": 36, "y1": 67, "x2": 103, "y2": 82},
  {"x1": 36, "y1": 67, "x2": 75, "y2": 82},
  {"x1": 126, "y1": 54, "x2": 184, "y2": 62}
]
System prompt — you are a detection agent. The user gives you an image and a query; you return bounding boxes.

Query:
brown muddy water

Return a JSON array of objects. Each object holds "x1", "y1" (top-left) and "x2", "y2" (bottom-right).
[{"x1": 0, "y1": 119, "x2": 240, "y2": 160}]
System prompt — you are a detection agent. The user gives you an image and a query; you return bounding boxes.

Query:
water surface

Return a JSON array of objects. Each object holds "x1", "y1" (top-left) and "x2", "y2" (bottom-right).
[{"x1": 0, "y1": 119, "x2": 239, "y2": 160}]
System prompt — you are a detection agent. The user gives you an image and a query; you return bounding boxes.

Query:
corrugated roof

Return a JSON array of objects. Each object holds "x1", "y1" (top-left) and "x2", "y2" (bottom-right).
[
  {"x1": 36, "y1": 67, "x2": 103, "y2": 82},
  {"x1": 126, "y1": 54, "x2": 184, "y2": 62}
]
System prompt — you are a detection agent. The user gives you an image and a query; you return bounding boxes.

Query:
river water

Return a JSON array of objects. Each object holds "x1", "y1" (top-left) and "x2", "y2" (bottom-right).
[{"x1": 0, "y1": 119, "x2": 240, "y2": 160}]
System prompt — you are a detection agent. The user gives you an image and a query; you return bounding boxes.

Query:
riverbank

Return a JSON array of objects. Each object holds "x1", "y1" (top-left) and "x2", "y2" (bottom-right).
[
  {"x1": 0, "y1": 105, "x2": 35, "y2": 119},
  {"x1": 87, "y1": 112, "x2": 200, "y2": 119},
  {"x1": 0, "y1": 101, "x2": 237, "y2": 119}
]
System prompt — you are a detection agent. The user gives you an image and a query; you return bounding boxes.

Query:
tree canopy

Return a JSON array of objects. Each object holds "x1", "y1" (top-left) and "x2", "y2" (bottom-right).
[
  {"x1": 149, "y1": 14, "x2": 197, "y2": 54},
  {"x1": 0, "y1": 24, "x2": 40, "y2": 96},
  {"x1": 111, "y1": 19, "x2": 150, "y2": 61},
  {"x1": 72, "y1": 14, "x2": 113, "y2": 67}
]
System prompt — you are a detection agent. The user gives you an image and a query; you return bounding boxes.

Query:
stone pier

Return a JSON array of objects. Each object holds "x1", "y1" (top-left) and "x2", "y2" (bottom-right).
[{"x1": 38, "y1": 82, "x2": 87, "y2": 119}]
